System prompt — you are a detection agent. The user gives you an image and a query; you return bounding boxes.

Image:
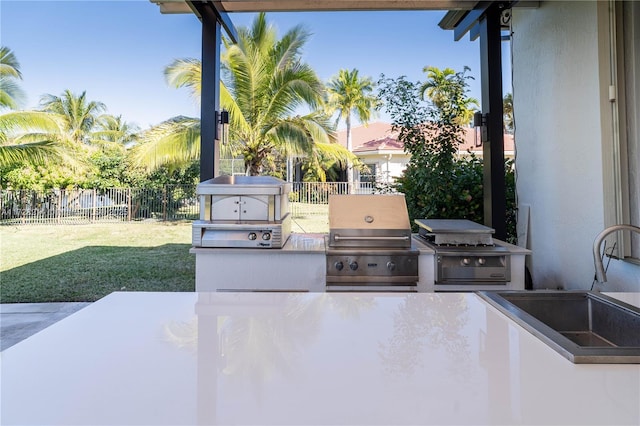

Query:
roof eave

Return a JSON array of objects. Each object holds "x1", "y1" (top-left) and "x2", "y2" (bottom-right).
[{"x1": 152, "y1": 0, "x2": 480, "y2": 14}]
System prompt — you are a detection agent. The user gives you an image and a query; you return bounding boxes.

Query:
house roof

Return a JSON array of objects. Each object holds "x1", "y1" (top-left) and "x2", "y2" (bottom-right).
[
  {"x1": 337, "y1": 121, "x2": 515, "y2": 155},
  {"x1": 353, "y1": 136, "x2": 405, "y2": 154},
  {"x1": 336, "y1": 122, "x2": 397, "y2": 150}
]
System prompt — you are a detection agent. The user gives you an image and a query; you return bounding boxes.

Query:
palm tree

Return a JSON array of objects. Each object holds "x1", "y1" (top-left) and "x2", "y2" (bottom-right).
[
  {"x1": 134, "y1": 13, "x2": 354, "y2": 177},
  {"x1": 0, "y1": 46, "x2": 26, "y2": 110},
  {"x1": 93, "y1": 114, "x2": 139, "y2": 146},
  {"x1": 420, "y1": 66, "x2": 479, "y2": 126},
  {"x1": 39, "y1": 90, "x2": 106, "y2": 144},
  {"x1": 420, "y1": 67, "x2": 456, "y2": 107},
  {"x1": 326, "y1": 68, "x2": 377, "y2": 192},
  {"x1": 2, "y1": 90, "x2": 107, "y2": 172},
  {"x1": 221, "y1": 13, "x2": 350, "y2": 175},
  {"x1": 503, "y1": 92, "x2": 514, "y2": 134}
]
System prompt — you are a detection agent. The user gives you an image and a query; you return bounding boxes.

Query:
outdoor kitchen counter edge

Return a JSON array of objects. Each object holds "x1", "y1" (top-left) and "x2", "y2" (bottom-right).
[
  {"x1": 189, "y1": 233, "x2": 530, "y2": 255},
  {"x1": 1, "y1": 291, "x2": 638, "y2": 425},
  {"x1": 190, "y1": 232, "x2": 327, "y2": 254}
]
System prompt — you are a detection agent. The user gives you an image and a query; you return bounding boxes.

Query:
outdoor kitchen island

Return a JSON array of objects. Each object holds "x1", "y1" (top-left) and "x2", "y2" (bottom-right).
[
  {"x1": 191, "y1": 233, "x2": 530, "y2": 292},
  {"x1": 191, "y1": 177, "x2": 529, "y2": 292},
  {"x1": 2, "y1": 291, "x2": 638, "y2": 425}
]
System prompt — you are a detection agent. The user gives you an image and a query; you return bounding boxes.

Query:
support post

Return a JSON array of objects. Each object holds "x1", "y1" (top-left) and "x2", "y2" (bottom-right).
[
  {"x1": 196, "y1": 3, "x2": 222, "y2": 182},
  {"x1": 479, "y1": 3, "x2": 507, "y2": 240}
]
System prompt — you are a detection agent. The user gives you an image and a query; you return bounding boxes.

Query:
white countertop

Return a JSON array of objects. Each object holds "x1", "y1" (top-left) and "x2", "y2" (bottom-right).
[
  {"x1": 604, "y1": 291, "x2": 640, "y2": 307},
  {"x1": 2, "y1": 291, "x2": 638, "y2": 425},
  {"x1": 189, "y1": 233, "x2": 531, "y2": 256}
]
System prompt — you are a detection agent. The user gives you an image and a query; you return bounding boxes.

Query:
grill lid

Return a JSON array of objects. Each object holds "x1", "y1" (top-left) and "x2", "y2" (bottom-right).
[
  {"x1": 329, "y1": 194, "x2": 410, "y2": 230},
  {"x1": 328, "y1": 195, "x2": 412, "y2": 248}
]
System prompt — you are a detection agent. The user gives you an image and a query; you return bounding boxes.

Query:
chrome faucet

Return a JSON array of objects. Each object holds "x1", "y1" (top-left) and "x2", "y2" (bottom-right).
[{"x1": 593, "y1": 224, "x2": 640, "y2": 284}]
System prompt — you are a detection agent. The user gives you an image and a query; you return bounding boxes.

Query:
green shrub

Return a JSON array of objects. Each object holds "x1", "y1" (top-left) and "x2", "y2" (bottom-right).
[{"x1": 378, "y1": 72, "x2": 517, "y2": 243}]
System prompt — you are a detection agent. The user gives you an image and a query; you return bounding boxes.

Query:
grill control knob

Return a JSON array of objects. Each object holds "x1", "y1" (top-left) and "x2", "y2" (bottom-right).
[
  {"x1": 349, "y1": 261, "x2": 359, "y2": 271},
  {"x1": 248, "y1": 232, "x2": 257, "y2": 240},
  {"x1": 335, "y1": 261, "x2": 344, "y2": 271},
  {"x1": 387, "y1": 261, "x2": 397, "y2": 271},
  {"x1": 462, "y1": 258, "x2": 471, "y2": 266},
  {"x1": 478, "y1": 257, "x2": 486, "y2": 265},
  {"x1": 262, "y1": 232, "x2": 271, "y2": 241}
]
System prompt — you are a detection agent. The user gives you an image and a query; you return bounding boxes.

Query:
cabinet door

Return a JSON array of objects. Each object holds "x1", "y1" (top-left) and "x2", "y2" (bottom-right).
[
  {"x1": 211, "y1": 195, "x2": 241, "y2": 221},
  {"x1": 239, "y1": 195, "x2": 270, "y2": 221}
]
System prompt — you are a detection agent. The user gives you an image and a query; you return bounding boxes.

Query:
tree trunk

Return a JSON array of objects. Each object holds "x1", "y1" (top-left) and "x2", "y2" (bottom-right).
[{"x1": 245, "y1": 153, "x2": 262, "y2": 176}]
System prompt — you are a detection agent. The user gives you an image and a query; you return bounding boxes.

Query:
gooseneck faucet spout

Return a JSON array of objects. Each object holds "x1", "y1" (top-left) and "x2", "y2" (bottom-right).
[{"x1": 593, "y1": 224, "x2": 640, "y2": 284}]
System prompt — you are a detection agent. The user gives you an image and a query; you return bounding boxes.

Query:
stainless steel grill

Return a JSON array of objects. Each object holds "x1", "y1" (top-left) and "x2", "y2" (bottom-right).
[
  {"x1": 192, "y1": 175, "x2": 291, "y2": 248},
  {"x1": 325, "y1": 194, "x2": 419, "y2": 292},
  {"x1": 415, "y1": 219, "x2": 511, "y2": 287}
]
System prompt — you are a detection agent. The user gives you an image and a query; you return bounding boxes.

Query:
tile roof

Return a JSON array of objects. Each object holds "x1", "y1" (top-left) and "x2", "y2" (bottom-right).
[
  {"x1": 353, "y1": 136, "x2": 404, "y2": 153},
  {"x1": 336, "y1": 122, "x2": 397, "y2": 149}
]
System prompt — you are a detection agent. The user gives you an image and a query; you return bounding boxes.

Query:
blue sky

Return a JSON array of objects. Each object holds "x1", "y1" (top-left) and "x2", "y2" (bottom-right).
[{"x1": 2, "y1": 1, "x2": 511, "y2": 129}]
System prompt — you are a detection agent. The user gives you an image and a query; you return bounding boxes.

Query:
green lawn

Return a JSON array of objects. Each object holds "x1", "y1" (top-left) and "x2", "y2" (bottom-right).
[
  {"x1": 1, "y1": 222, "x2": 195, "y2": 303},
  {"x1": 1, "y1": 214, "x2": 329, "y2": 303}
]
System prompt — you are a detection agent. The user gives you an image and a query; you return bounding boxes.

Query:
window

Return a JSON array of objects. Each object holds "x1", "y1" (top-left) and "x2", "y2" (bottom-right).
[
  {"x1": 621, "y1": 1, "x2": 640, "y2": 261},
  {"x1": 360, "y1": 163, "x2": 377, "y2": 183},
  {"x1": 606, "y1": 0, "x2": 640, "y2": 263}
]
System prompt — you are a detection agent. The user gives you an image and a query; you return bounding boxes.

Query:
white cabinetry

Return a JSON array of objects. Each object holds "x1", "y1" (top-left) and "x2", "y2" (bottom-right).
[{"x1": 192, "y1": 234, "x2": 529, "y2": 292}]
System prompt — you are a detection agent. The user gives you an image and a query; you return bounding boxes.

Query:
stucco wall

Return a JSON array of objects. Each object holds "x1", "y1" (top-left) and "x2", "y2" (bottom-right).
[{"x1": 511, "y1": 1, "x2": 640, "y2": 290}]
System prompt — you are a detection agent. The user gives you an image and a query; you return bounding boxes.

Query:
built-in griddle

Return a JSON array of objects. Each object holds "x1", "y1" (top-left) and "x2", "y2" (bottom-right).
[{"x1": 415, "y1": 219, "x2": 511, "y2": 287}]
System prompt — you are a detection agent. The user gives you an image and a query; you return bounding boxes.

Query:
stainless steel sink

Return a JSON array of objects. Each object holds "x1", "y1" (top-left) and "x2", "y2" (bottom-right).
[{"x1": 476, "y1": 290, "x2": 640, "y2": 364}]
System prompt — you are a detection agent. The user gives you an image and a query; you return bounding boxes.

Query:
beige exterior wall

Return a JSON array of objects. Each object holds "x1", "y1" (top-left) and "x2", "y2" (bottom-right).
[{"x1": 512, "y1": 1, "x2": 639, "y2": 291}]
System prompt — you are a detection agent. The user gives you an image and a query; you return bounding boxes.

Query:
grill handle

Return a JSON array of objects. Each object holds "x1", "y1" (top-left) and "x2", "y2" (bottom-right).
[{"x1": 333, "y1": 235, "x2": 410, "y2": 241}]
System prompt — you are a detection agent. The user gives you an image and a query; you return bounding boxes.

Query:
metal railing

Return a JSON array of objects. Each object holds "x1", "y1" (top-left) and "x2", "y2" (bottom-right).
[{"x1": 0, "y1": 182, "x2": 382, "y2": 225}]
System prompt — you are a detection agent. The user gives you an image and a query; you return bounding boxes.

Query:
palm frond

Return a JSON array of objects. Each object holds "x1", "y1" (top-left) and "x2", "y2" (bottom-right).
[
  {"x1": 272, "y1": 25, "x2": 310, "y2": 71},
  {"x1": 130, "y1": 116, "x2": 201, "y2": 171},
  {"x1": 269, "y1": 120, "x2": 314, "y2": 157},
  {"x1": 0, "y1": 140, "x2": 62, "y2": 168},
  {"x1": 267, "y1": 64, "x2": 324, "y2": 119},
  {"x1": 313, "y1": 140, "x2": 359, "y2": 164},
  {"x1": 0, "y1": 77, "x2": 26, "y2": 110},
  {"x1": 268, "y1": 111, "x2": 338, "y2": 159},
  {"x1": 165, "y1": 58, "x2": 202, "y2": 103},
  {"x1": 0, "y1": 47, "x2": 22, "y2": 79},
  {"x1": 0, "y1": 110, "x2": 64, "y2": 139}
]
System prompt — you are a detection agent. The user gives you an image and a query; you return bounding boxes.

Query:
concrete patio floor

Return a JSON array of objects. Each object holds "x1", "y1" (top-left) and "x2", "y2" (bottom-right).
[{"x1": 1, "y1": 302, "x2": 91, "y2": 351}]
